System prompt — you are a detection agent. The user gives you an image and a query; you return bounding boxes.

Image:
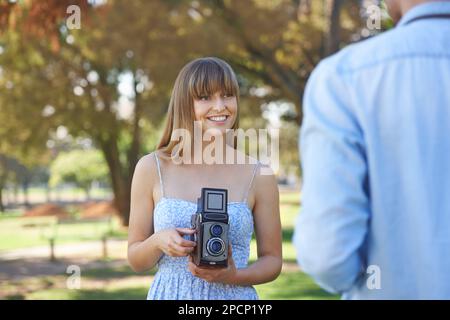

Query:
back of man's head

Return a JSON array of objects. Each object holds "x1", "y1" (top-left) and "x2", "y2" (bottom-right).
[{"x1": 385, "y1": 0, "x2": 443, "y2": 23}]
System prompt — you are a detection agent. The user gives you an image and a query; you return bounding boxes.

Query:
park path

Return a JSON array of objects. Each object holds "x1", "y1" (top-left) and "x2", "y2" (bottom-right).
[
  {"x1": 0, "y1": 240, "x2": 129, "y2": 281},
  {"x1": 0, "y1": 239, "x2": 127, "y2": 261}
]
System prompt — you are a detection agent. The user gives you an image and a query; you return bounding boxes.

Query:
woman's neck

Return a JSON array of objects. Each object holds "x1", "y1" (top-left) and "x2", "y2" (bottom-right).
[{"x1": 191, "y1": 136, "x2": 236, "y2": 165}]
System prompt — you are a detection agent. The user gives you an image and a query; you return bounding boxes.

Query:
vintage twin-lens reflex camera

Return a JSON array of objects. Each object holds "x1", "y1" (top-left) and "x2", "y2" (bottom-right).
[{"x1": 190, "y1": 188, "x2": 229, "y2": 268}]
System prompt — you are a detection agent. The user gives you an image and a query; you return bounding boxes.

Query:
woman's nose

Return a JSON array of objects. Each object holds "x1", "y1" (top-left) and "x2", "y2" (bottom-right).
[{"x1": 212, "y1": 97, "x2": 226, "y2": 112}]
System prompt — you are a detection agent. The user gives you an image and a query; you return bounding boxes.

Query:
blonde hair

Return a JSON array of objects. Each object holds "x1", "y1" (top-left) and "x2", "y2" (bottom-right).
[{"x1": 157, "y1": 57, "x2": 240, "y2": 158}]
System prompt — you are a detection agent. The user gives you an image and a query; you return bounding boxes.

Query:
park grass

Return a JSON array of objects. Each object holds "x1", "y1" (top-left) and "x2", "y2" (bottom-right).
[
  {"x1": 256, "y1": 271, "x2": 338, "y2": 300},
  {"x1": 6, "y1": 186, "x2": 112, "y2": 203},
  {"x1": 4, "y1": 263, "x2": 337, "y2": 300},
  {"x1": 0, "y1": 216, "x2": 126, "y2": 251},
  {"x1": 0, "y1": 186, "x2": 125, "y2": 251},
  {"x1": 23, "y1": 271, "x2": 338, "y2": 300},
  {"x1": 1, "y1": 188, "x2": 339, "y2": 300}
]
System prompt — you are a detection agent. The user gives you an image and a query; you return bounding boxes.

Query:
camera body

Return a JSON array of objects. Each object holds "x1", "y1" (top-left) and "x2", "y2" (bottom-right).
[{"x1": 190, "y1": 188, "x2": 229, "y2": 268}]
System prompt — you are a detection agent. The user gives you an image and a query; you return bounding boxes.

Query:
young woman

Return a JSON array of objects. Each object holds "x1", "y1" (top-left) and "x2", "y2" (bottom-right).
[{"x1": 127, "y1": 57, "x2": 282, "y2": 300}]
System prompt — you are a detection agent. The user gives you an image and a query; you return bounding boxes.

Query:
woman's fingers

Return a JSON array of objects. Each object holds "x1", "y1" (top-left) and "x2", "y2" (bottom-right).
[
  {"x1": 188, "y1": 262, "x2": 212, "y2": 279},
  {"x1": 175, "y1": 236, "x2": 196, "y2": 247},
  {"x1": 188, "y1": 261, "x2": 198, "y2": 275},
  {"x1": 168, "y1": 241, "x2": 195, "y2": 256},
  {"x1": 176, "y1": 227, "x2": 196, "y2": 235},
  {"x1": 174, "y1": 228, "x2": 197, "y2": 246},
  {"x1": 188, "y1": 262, "x2": 208, "y2": 277},
  {"x1": 163, "y1": 229, "x2": 196, "y2": 257}
]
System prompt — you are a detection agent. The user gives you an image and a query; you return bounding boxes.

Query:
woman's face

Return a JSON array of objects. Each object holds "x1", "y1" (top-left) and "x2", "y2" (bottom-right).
[{"x1": 193, "y1": 91, "x2": 237, "y2": 135}]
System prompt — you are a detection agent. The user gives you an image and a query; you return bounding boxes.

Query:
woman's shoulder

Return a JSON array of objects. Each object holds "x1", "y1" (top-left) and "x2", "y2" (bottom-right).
[
  {"x1": 234, "y1": 151, "x2": 275, "y2": 186},
  {"x1": 234, "y1": 150, "x2": 258, "y2": 166},
  {"x1": 238, "y1": 153, "x2": 273, "y2": 175},
  {"x1": 252, "y1": 165, "x2": 278, "y2": 208},
  {"x1": 134, "y1": 151, "x2": 160, "y2": 184},
  {"x1": 252, "y1": 160, "x2": 276, "y2": 189}
]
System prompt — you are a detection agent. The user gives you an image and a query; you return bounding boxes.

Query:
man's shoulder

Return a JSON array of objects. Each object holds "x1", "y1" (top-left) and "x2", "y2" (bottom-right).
[{"x1": 319, "y1": 27, "x2": 411, "y2": 76}]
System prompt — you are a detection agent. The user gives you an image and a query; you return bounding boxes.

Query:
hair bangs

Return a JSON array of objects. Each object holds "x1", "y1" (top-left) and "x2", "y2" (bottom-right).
[{"x1": 189, "y1": 59, "x2": 239, "y2": 100}]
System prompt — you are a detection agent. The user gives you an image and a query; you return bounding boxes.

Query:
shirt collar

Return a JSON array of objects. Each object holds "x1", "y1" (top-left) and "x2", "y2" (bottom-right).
[{"x1": 398, "y1": 1, "x2": 450, "y2": 27}]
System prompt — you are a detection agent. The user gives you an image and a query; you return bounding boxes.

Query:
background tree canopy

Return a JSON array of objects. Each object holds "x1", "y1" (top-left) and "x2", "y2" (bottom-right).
[{"x1": 0, "y1": 0, "x2": 390, "y2": 225}]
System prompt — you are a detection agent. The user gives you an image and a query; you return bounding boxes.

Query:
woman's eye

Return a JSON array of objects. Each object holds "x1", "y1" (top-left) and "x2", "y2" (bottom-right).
[
  {"x1": 199, "y1": 96, "x2": 209, "y2": 101},
  {"x1": 223, "y1": 94, "x2": 233, "y2": 98}
]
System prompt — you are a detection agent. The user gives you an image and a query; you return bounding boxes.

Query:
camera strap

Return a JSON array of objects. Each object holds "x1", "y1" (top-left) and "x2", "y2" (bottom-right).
[{"x1": 404, "y1": 13, "x2": 450, "y2": 26}]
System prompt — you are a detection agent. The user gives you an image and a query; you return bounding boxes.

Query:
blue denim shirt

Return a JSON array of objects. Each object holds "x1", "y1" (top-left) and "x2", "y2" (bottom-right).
[{"x1": 293, "y1": 2, "x2": 450, "y2": 299}]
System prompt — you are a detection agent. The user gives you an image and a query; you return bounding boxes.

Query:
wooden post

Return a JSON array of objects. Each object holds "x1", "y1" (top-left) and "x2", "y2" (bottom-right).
[
  {"x1": 49, "y1": 238, "x2": 55, "y2": 262},
  {"x1": 102, "y1": 235, "x2": 108, "y2": 259}
]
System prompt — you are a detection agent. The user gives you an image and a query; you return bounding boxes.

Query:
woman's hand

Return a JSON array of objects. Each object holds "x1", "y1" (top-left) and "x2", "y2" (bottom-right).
[
  {"x1": 155, "y1": 228, "x2": 196, "y2": 257},
  {"x1": 188, "y1": 244, "x2": 237, "y2": 285}
]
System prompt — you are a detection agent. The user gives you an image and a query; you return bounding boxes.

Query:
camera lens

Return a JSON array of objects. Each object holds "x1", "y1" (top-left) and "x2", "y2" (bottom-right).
[
  {"x1": 206, "y1": 238, "x2": 225, "y2": 256},
  {"x1": 210, "y1": 224, "x2": 223, "y2": 237}
]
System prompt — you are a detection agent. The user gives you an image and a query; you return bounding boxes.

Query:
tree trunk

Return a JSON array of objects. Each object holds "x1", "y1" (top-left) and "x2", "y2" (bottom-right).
[
  {"x1": 22, "y1": 179, "x2": 31, "y2": 209},
  {"x1": 0, "y1": 156, "x2": 7, "y2": 212},
  {"x1": 325, "y1": 0, "x2": 343, "y2": 56},
  {"x1": 96, "y1": 80, "x2": 143, "y2": 227},
  {"x1": 98, "y1": 135, "x2": 132, "y2": 226},
  {"x1": 128, "y1": 77, "x2": 142, "y2": 184},
  {"x1": 13, "y1": 184, "x2": 18, "y2": 205},
  {"x1": 0, "y1": 186, "x2": 4, "y2": 213},
  {"x1": 5, "y1": 186, "x2": 11, "y2": 207}
]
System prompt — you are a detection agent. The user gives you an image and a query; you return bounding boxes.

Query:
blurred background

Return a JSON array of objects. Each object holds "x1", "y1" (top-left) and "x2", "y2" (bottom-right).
[{"x1": 0, "y1": 0, "x2": 391, "y2": 299}]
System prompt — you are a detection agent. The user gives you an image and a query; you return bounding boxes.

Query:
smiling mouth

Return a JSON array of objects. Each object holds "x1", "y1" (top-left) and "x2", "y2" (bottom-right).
[{"x1": 207, "y1": 115, "x2": 229, "y2": 122}]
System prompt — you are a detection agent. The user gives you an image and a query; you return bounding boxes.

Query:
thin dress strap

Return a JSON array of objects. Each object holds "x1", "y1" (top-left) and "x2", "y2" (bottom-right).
[
  {"x1": 243, "y1": 161, "x2": 260, "y2": 203},
  {"x1": 154, "y1": 152, "x2": 164, "y2": 197}
]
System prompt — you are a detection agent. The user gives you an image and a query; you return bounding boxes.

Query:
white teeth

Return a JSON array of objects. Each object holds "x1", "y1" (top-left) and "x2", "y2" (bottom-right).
[{"x1": 208, "y1": 116, "x2": 227, "y2": 122}]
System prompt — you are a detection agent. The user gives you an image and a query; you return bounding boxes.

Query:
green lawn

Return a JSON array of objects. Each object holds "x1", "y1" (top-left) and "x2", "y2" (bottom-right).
[
  {"x1": 0, "y1": 215, "x2": 125, "y2": 251},
  {"x1": 256, "y1": 271, "x2": 338, "y2": 300},
  {"x1": 1, "y1": 189, "x2": 338, "y2": 300},
  {"x1": 0, "y1": 186, "x2": 122, "y2": 251},
  {"x1": 4, "y1": 263, "x2": 337, "y2": 300},
  {"x1": 24, "y1": 272, "x2": 338, "y2": 300},
  {"x1": 4, "y1": 187, "x2": 112, "y2": 203}
]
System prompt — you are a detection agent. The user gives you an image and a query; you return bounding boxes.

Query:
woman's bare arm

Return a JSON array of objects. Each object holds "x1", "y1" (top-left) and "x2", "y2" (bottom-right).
[
  {"x1": 127, "y1": 153, "x2": 163, "y2": 272},
  {"x1": 231, "y1": 165, "x2": 283, "y2": 285}
]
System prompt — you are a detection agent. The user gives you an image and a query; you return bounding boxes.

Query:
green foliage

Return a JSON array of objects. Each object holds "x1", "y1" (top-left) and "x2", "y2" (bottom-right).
[
  {"x1": 0, "y1": 0, "x2": 390, "y2": 220},
  {"x1": 49, "y1": 149, "x2": 108, "y2": 191}
]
